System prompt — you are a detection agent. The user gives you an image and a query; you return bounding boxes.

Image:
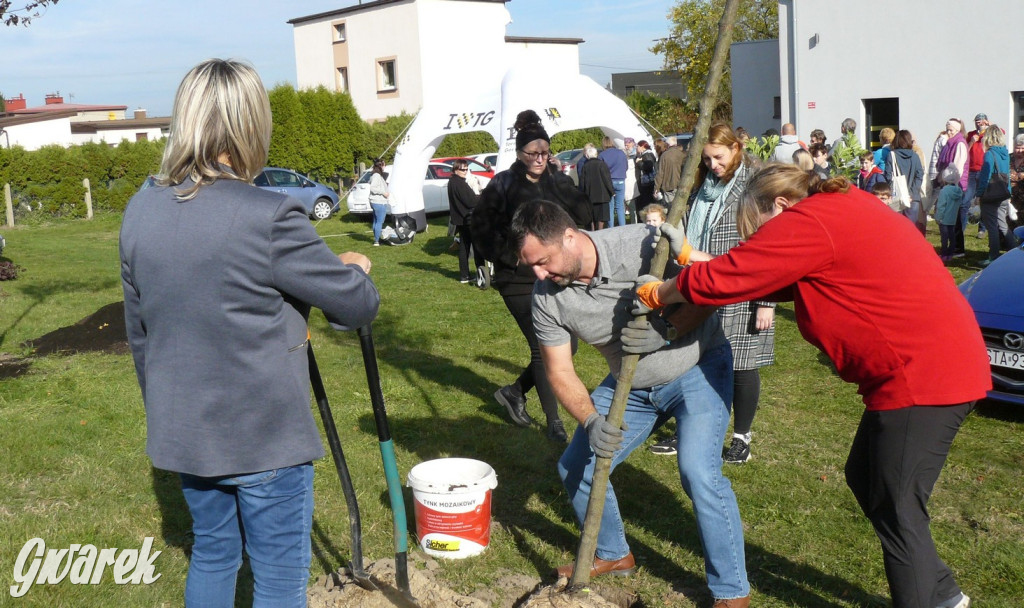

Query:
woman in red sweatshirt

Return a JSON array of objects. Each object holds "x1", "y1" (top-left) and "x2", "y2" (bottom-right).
[{"x1": 638, "y1": 164, "x2": 988, "y2": 608}]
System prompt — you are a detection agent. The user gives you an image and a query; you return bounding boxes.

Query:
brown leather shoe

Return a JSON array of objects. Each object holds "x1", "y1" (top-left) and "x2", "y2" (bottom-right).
[
  {"x1": 713, "y1": 596, "x2": 750, "y2": 608},
  {"x1": 554, "y1": 552, "x2": 635, "y2": 579}
]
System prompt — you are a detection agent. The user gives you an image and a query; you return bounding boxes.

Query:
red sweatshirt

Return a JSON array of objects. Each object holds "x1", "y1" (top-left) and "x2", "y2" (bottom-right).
[{"x1": 675, "y1": 188, "x2": 990, "y2": 410}]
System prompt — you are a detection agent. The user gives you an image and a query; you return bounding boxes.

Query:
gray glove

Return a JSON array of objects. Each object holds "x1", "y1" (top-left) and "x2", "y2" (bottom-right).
[
  {"x1": 654, "y1": 222, "x2": 687, "y2": 259},
  {"x1": 583, "y1": 412, "x2": 626, "y2": 458},
  {"x1": 621, "y1": 317, "x2": 670, "y2": 355}
]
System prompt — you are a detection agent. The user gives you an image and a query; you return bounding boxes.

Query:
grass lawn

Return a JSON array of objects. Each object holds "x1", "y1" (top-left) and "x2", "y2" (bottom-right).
[{"x1": 0, "y1": 211, "x2": 1021, "y2": 607}]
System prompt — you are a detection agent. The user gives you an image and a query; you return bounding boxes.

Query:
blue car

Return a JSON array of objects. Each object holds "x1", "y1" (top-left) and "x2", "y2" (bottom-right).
[
  {"x1": 254, "y1": 168, "x2": 339, "y2": 220},
  {"x1": 958, "y1": 226, "x2": 1024, "y2": 406}
]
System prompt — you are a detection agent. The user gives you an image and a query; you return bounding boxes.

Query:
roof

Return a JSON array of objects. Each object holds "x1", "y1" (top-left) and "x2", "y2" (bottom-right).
[
  {"x1": 288, "y1": 0, "x2": 508, "y2": 25},
  {"x1": 0, "y1": 111, "x2": 78, "y2": 128},
  {"x1": 70, "y1": 116, "x2": 171, "y2": 134},
  {"x1": 12, "y1": 103, "x2": 128, "y2": 114},
  {"x1": 505, "y1": 35, "x2": 584, "y2": 45}
]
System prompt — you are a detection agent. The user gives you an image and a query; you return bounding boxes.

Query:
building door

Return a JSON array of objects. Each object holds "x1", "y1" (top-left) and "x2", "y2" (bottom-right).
[
  {"x1": 864, "y1": 98, "x2": 899, "y2": 151},
  {"x1": 1013, "y1": 91, "x2": 1024, "y2": 140}
]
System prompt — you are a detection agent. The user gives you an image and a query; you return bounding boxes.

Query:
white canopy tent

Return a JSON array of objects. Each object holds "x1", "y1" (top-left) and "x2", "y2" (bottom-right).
[{"x1": 389, "y1": 66, "x2": 653, "y2": 231}]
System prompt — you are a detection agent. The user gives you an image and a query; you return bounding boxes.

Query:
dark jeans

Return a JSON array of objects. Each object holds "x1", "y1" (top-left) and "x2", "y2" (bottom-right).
[
  {"x1": 939, "y1": 224, "x2": 955, "y2": 257},
  {"x1": 844, "y1": 402, "x2": 973, "y2": 608},
  {"x1": 980, "y1": 200, "x2": 1014, "y2": 261},
  {"x1": 731, "y1": 368, "x2": 761, "y2": 436},
  {"x1": 456, "y1": 223, "x2": 484, "y2": 280},
  {"x1": 500, "y1": 292, "x2": 574, "y2": 423}
]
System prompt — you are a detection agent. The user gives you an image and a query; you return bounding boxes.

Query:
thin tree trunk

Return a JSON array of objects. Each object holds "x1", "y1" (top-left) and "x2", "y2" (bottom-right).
[{"x1": 568, "y1": 0, "x2": 745, "y2": 591}]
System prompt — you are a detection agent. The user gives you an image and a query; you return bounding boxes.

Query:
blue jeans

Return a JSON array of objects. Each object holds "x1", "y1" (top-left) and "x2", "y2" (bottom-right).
[
  {"x1": 371, "y1": 202, "x2": 388, "y2": 244},
  {"x1": 180, "y1": 464, "x2": 314, "y2": 608},
  {"x1": 557, "y1": 343, "x2": 749, "y2": 600},
  {"x1": 609, "y1": 179, "x2": 626, "y2": 227}
]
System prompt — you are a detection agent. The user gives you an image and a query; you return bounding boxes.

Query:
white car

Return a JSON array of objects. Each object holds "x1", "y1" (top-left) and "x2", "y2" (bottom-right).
[
  {"x1": 470, "y1": 152, "x2": 498, "y2": 169},
  {"x1": 345, "y1": 162, "x2": 490, "y2": 216}
]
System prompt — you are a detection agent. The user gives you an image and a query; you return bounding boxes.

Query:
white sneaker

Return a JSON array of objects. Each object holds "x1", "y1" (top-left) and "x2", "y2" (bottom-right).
[{"x1": 936, "y1": 592, "x2": 970, "y2": 608}]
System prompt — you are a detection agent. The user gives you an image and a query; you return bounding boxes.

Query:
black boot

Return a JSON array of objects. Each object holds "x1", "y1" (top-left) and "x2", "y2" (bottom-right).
[{"x1": 494, "y1": 385, "x2": 533, "y2": 427}]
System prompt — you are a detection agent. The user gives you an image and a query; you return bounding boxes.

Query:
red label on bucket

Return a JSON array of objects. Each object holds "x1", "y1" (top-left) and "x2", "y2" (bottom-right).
[{"x1": 413, "y1": 490, "x2": 491, "y2": 548}]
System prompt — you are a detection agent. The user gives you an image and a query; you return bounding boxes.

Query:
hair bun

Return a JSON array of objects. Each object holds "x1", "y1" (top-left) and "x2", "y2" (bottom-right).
[{"x1": 514, "y1": 109, "x2": 543, "y2": 132}]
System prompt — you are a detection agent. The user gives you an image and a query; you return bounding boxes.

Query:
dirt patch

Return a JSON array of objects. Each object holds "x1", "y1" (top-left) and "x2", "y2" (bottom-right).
[
  {"x1": 21, "y1": 301, "x2": 129, "y2": 356},
  {"x1": 0, "y1": 352, "x2": 31, "y2": 379},
  {"x1": 306, "y1": 557, "x2": 635, "y2": 608}
]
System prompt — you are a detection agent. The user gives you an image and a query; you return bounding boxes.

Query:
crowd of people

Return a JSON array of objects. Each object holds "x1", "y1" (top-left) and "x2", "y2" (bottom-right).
[
  {"x1": 473, "y1": 113, "x2": 989, "y2": 608},
  {"x1": 123, "y1": 56, "x2": 994, "y2": 607}
]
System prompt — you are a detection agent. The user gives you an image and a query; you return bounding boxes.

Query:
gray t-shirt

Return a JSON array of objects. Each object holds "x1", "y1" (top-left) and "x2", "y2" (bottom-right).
[{"x1": 532, "y1": 224, "x2": 725, "y2": 389}]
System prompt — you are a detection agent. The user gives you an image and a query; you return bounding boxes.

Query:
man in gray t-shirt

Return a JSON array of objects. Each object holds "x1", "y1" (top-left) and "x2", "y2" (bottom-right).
[{"x1": 509, "y1": 200, "x2": 750, "y2": 605}]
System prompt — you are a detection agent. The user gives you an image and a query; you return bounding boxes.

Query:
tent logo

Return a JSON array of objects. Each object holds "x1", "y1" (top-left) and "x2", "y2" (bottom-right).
[
  {"x1": 544, "y1": 107, "x2": 562, "y2": 125},
  {"x1": 443, "y1": 111, "x2": 495, "y2": 130}
]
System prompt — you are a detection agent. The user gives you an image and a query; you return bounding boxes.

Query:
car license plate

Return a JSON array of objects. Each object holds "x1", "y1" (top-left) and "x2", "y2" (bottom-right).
[{"x1": 988, "y1": 347, "x2": 1024, "y2": 371}]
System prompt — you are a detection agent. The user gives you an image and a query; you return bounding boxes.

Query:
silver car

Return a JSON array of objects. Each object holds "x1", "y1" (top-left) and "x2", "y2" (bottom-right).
[{"x1": 254, "y1": 167, "x2": 339, "y2": 220}]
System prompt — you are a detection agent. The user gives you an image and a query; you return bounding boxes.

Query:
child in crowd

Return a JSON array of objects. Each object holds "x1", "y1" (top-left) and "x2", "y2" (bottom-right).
[
  {"x1": 935, "y1": 167, "x2": 962, "y2": 262},
  {"x1": 857, "y1": 151, "x2": 887, "y2": 193},
  {"x1": 642, "y1": 203, "x2": 667, "y2": 227},
  {"x1": 871, "y1": 181, "x2": 893, "y2": 208}
]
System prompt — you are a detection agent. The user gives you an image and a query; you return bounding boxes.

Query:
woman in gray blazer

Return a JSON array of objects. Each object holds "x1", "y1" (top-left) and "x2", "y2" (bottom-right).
[{"x1": 120, "y1": 59, "x2": 379, "y2": 606}]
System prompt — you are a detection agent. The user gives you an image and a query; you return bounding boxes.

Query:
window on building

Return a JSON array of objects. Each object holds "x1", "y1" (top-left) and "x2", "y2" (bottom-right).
[
  {"x1": 333, "y1": 22, "x2": 346, "y2": 42},
  {"x1": 336, "y1": 67, "x2": 348, "y2": 93},
  {"x1": 377, "y1": 59, "x2": 397, "y2": 92},
  {"x1": 135, "y1": 132, "x2": 148, "y2": 142},
  {"x1": 773, "y1": 96, "x2": 781, "y2": 120}
]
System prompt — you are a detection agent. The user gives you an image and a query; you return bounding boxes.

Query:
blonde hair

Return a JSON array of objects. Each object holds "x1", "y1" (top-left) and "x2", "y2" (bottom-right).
[
  {"x1": 158, "y1": 58, "x2": 272, "y2": 200},
  {"x1": 982, "y1": 124, "x2": 1005, "y2": 148},
  {"x1": 642, "y1": 203, "x2": 667, "y2": 220},
  {"x1": 737, "y1": 163, "x2": 850, "y2": 239},
  {"x1": 879, "y1": 127, "x2": 895, "y2": 144},
  {"x1": 792, "y1": 148, "x2": 813, "y2": 171}
]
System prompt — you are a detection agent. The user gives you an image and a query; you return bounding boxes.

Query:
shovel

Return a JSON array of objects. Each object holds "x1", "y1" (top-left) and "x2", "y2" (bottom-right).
[
  {"x1": 357, "y1": 324, "x2": 415, "y2": 603},
  {"x1": 307, "y1": 338, "x2": 377, "y2": 591}
]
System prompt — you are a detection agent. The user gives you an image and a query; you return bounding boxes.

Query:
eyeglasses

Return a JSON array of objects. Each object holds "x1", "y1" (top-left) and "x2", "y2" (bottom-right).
[
  {"x1": 520, "y1": 150, "x2": 550, "y2": 162},
  {"x1": 455, "y1": 167, "x2": 468, "y2": 172}
]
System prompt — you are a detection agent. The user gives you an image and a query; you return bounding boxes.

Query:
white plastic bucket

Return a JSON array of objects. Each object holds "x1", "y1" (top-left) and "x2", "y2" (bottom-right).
[{"x1": 406, "y1": 458, "x2": 498, "y2": 559}]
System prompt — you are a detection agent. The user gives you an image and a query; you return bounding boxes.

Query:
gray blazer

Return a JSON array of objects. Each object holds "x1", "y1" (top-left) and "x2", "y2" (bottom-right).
[{"x1": 120, "y1": 178, "x2": 380, "y2": 477}]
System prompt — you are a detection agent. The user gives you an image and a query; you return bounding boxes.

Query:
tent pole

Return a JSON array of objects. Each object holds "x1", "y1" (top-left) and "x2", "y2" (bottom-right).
[{"x1": 567, "y1": 0, "x2": 744, "y2": 592}]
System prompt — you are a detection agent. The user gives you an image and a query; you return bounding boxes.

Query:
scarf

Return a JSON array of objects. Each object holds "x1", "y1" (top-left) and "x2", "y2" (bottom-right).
[
  {"x1": 937, "y1": 132, "x2": 965, "y2": 170},
  {"x1": 688, "y1": 169, "x2": 738, "y2": 251}
]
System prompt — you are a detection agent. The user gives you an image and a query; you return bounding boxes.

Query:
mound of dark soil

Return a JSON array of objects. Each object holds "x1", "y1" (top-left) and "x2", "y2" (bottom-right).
[{"x1": 22, "y1": 301, "x2": 129, "y2": 356}]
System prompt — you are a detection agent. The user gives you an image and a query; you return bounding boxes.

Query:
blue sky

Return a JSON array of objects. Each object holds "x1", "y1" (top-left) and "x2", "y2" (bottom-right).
[{"x1": 0, "y1": 0, "x2": 675, "y2": 116}]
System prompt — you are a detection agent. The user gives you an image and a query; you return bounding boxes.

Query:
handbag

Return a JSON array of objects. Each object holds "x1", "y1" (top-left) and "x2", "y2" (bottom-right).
[
  {"x1": 889, "y1": 151, "x2": 912, "y2": 211},
  {"x1": 979, "y1": 170, "x2": 1010, "y2": 204}
]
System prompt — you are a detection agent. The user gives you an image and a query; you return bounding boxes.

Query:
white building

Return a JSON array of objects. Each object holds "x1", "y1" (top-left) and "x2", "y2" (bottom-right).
[
  {"x1": 733, "y1": 0, "x2": 1024, "y2": 149},
  {"x1": 2, "y1": 94, "x2": 169, "y2": 150},
  {"x1": 0, "y1": 112, "x2": 75, "y2": 150},
  {"x1": 289, "y1": 0, "x2": 582, "y2": 123}
]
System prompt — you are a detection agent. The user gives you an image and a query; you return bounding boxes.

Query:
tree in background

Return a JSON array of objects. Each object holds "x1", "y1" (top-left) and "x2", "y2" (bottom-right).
[
  {"x1": 267, "y1": 85, "x2": 311, "y2": 174},
  {"x1": 623, "y1": 90, "x2": 696, "y2": 137},
  {"x1": 295, "y1": 86, "x2": 362, "y2": 182},
  {"x1": 360, "y1": 113, "x2": 414, "y2": 168},
  {"x1": 1, "y1": 0, "x2": 58, "y2": 26},
  {"x1": 652, "y1": 0, "x2": 777, "y2": 119}
]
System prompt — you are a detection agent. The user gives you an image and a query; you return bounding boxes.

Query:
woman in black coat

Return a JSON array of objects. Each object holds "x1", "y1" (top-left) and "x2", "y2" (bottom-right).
[
  {"x1": 577, "y1": 147, "x2": 615, "y2": 230},
  {"x1": 447, "y1": 159, "x2": 486, "y2": 286},
  {"x1": 471, "y1": 110, "x2": 591, "y2": 442}
]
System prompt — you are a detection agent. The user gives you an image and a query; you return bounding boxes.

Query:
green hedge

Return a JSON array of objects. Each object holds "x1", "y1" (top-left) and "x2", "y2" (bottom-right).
[{"x1": 0, "y1": 140, "x2": 164, "y2": 218}]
